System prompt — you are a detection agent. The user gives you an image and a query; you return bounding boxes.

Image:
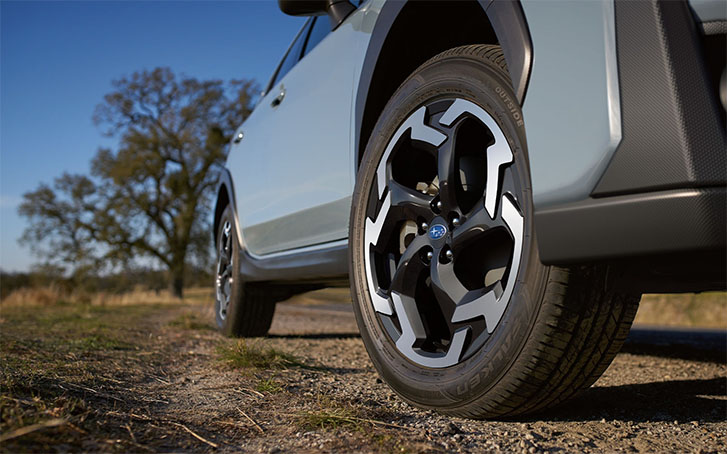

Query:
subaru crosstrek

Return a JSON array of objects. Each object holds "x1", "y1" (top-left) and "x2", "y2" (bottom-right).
[{"x1": 212, "y1": 0, "x2": 726, "y2": 418}]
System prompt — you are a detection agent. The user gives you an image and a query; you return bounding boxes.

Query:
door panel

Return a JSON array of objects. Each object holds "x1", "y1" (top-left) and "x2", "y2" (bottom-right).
[{"x1": 227, "y1": 11, "x2": 372, "y2": 256}]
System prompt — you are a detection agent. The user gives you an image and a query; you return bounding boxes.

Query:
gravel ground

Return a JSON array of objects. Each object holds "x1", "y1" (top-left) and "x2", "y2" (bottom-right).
[
  {"x1": 262, "y1": 301, "x2": 727, "y2": 454},
  {"x1": 1, "y1": 290, "x2": 725, "y2": 453}
]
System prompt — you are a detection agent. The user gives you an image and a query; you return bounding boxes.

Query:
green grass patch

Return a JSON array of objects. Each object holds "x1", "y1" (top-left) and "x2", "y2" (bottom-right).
[
  {"x1": 1, "y1": 302, "x2": 166, "y2": 333},
  {"x1": 68, "y1": 334, "x2": 133, "y2": 351},
  {"x1": 255, "y1": 377, "x2": 284, "y2": 394},
  {"x1": 217, "y1": 340, "x2": 305, "y2": 370}
]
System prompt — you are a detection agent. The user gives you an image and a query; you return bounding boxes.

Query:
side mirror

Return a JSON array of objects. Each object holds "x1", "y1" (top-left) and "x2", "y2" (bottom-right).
[{"x1": 278, "y1": 0, "x2": 356, "y2": 30}]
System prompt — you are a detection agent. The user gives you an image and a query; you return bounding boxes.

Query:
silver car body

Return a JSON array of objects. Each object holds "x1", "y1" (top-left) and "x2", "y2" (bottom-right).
[{"x1": 223, "y1": 0, "x2": 725, "y2": 265}]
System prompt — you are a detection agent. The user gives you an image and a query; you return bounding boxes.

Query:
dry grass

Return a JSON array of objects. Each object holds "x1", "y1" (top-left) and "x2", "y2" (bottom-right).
[
  {"x1": 0, "y1": 285, "x2": 73, "y2": 307},
  {"x1": 216, "y1": 340, "x2": 306, "y2": 370},
  {"x1": 2, "y1": 285, "x2": 724, "y2": 330},
  {"x1": 0, "y1": 286, "x2": 213, "y2": 308},
  {"x1": 295, "y1": 395, "x2": 410, "y2": 434},
  {"x1": 0, "y1": 298, "x2": 171, "y2": 451},
  {"x1": 635, "y1": 292, "x2": 727, "y2": 329},
  {"x1": 297, "y1": 406, "x2": 363, "y2": 431}
]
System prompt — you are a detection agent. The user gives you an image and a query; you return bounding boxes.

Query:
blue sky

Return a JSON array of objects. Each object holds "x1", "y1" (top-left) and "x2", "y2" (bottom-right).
[{"x1": 0, "y1": 0, "x2": 304, "y2": 271}]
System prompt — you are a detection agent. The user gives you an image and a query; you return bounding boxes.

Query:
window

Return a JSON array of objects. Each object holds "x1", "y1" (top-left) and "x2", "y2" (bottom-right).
[
  {"x1": 302, "y1": 16, "x2": 331, "y2": 57},
  {"x1": 270, "y1": 19, "x2": 312, "y2": 89}
]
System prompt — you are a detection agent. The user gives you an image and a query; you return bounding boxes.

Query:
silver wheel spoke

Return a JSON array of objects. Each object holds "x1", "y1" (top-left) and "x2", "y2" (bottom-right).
[{"x1": 216, "y1": 221, "x2": 234, "y2": 320}]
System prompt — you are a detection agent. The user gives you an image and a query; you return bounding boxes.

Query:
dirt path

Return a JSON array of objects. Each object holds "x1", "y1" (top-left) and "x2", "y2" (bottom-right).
[{"x1": 1, "y1": 291, "x2": 725, "y2": 453}]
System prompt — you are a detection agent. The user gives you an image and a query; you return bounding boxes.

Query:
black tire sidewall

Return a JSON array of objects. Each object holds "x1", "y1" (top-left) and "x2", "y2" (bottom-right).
[{"x1": 349, "y1": 52, "x2": 550, "y2": 412}]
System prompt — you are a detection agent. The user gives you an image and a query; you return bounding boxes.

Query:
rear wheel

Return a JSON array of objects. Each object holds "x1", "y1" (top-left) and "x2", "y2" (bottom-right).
[
  {"x1": 349, "y1": 45, "x2": 640, "y2": 418},
  {"x1": 215, "y1": 205, "x2": 276, "y2": 337}
]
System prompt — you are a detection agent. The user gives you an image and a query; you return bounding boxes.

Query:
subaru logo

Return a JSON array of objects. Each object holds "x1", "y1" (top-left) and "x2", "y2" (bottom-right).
[{"x1": 428, "y1": 224, "x2": 447, "y2": 240}]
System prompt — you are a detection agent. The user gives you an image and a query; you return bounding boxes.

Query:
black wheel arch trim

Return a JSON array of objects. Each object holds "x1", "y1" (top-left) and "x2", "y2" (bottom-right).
[
  {"x1": 535, "y1": 187, "x2": 727, "y2": 292},
  {"x1": 213, "y1": 168, "x2": 236, "y2": 249},
  {"x1": 482, "y1": 0, "x2": 533, "y2": 103},
  {"x1": 354, "y1": 0, "x2": 533, "y2": 169}
]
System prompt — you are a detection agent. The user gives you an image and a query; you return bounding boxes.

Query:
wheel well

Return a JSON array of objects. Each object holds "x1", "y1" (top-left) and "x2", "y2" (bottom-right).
[
  {"x1": 358, "y1": 1, "x2": 498, "y2": 166},
  {"x1": 213, "y1": 185, "x2": 230, "y2": 245}
]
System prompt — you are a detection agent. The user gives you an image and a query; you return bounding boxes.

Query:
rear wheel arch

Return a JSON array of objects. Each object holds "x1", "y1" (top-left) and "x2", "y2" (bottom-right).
[{"x1": 213, "y1": 184, "x2": 230, "y2": 247}]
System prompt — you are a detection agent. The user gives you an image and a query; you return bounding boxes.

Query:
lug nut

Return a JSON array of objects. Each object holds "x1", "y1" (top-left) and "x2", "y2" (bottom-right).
[
  {"x1": 436, "y1": 201, "x2": 443, "y2": 210},
  {"x1": 452, "y1": 217, "x2": 460, "y2": 227},
  {"x1": 426, "y1": 251, "x2": 433, "y2": 261},
  {"x1": 445, "y1": 249, "x2": 454, "y2": 261},
  {"x1": 421, "y1": 222, "x2": 429, "y2": 232}
]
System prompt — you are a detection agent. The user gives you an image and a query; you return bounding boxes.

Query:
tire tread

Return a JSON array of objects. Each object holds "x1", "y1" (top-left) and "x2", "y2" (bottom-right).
[
  {"x1": 228, "y1": 286, "x2": 277, "y2": 337},
  {"x1": 455, "y1": 265, "x2": 639, "y2": 418}
]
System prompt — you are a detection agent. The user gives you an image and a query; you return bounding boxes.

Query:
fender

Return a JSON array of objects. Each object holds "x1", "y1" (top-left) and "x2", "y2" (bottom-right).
[{"x1": 354, "y1": 0, "x2": 533, "y2": 161}]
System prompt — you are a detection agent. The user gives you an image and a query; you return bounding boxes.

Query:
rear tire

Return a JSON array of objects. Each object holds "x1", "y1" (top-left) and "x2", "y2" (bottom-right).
[
  {"x1": 215, "y1": 205, "x2": 276, "y2": 337},
  {"x1": 349, "y1": 44, "x2": 640, "y2": 418}
]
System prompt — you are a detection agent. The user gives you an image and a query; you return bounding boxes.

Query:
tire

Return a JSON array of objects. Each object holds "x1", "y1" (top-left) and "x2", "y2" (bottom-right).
[
  {"x1": 214, "y1": 205, "x2": 276, "y2": 337},
  {"x1": 349, "y1": 44, "x2": 640, "y2": 418}
]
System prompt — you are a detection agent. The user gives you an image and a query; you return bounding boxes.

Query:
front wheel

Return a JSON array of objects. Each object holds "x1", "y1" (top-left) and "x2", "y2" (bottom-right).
[{"x1": 349, "y1": 45, "x2": 640, "y2": 418}]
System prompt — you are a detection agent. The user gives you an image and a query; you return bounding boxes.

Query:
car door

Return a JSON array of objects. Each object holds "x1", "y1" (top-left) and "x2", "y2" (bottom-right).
[{"x1": 227, "y1": 14, "x2": 364, "y2": 257}]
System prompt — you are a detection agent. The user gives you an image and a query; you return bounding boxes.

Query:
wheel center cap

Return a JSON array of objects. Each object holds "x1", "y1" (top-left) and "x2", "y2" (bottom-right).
[{"x1": 428, "y1": 223, "x2": 448, "y2": 240}]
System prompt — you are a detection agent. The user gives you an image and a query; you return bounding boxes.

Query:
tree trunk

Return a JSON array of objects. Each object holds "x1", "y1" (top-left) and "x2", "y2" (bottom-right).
[{"x1": 171, "y1": 262, "x2": 185, "y2": 298}]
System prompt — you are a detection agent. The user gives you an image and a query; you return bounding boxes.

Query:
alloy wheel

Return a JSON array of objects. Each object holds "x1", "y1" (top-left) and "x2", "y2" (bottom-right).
[
  {"x1": 363, "y1": 98, "x2": 524, "y2": 368},
  {"x1": 216, "y1": 221, "x2": 234, "y2": 321}
]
